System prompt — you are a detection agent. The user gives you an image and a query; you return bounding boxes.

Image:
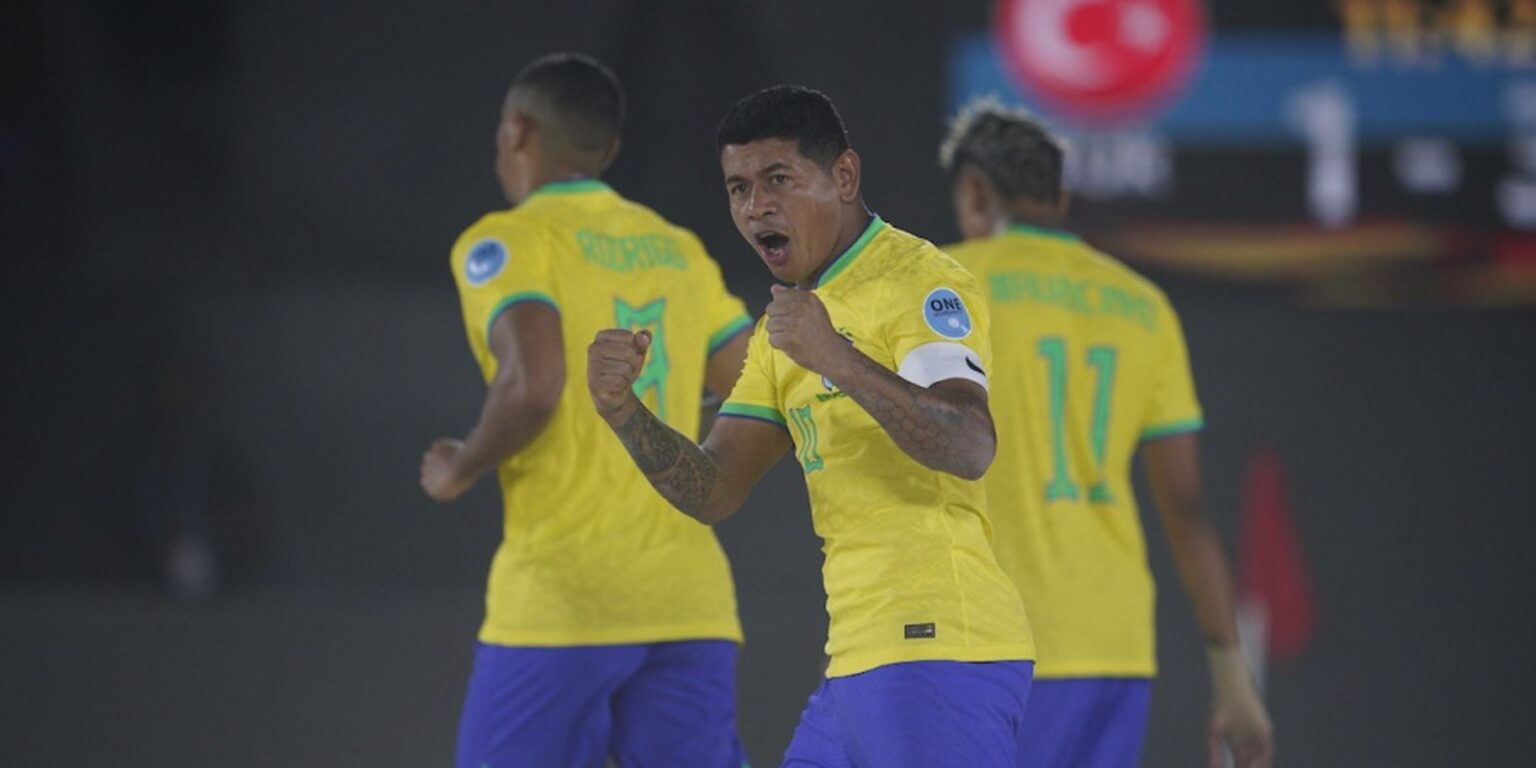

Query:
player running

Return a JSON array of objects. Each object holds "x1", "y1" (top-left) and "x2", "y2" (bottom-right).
[
  {"x1": 419, "y1": 53, "x2": 754, "y2": 768},
  {"x1": 588, "y1": 86, "x2": 1036, "y2": 768},
  {"x1": 938, "y1": 100, "x2": 1275, "y2": 768}
]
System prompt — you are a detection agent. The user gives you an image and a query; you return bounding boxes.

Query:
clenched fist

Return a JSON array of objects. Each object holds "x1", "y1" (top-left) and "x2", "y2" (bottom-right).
[
  {"x1": 765, "y1": 284, "x2": 853, "y2": 378},
  {"x1": 1208, "y1": 646, "x2": 1275, "y2": 768},
  {"x1": 588, "y1": 328, "x2": 651, "y2": 418},
  {"x1": 420, "y1": 438, "x2": 473, "y2": 502}
]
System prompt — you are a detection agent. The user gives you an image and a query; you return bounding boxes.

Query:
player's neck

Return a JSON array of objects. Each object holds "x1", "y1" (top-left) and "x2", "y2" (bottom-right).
[
  {"x1": 1001, "y1": 198, "x2": 1067, "y2": 234},
  {"x1": 523, "y1": 166, "x2": 601, "y2": 200},
  {"x1": 998, "y1": 215, "x2": 1065, "y2": 236}
]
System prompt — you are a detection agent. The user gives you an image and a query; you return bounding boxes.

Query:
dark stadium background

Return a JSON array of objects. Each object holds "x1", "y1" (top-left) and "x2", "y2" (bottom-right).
[{"x1": 4, "y1": 1, "x2": 1534, "y2": 765}]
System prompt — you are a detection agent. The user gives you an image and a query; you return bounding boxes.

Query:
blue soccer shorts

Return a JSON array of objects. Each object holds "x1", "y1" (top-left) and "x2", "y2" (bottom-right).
[
  {"x1": 781, "y1": 660, "x2": 1035, "y2": 768},
  {"x1": 454, "y1": 640, "x2": 746, "y2": 768},
  {"x1": 1014, "y1": 677, "x2": 1152, "y2": 768}
]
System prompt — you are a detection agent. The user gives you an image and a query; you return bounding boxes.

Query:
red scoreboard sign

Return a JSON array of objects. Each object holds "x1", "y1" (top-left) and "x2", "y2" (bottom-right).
[{"x1": 994, "y1": 0, "x2": 1207, "y2": 123}]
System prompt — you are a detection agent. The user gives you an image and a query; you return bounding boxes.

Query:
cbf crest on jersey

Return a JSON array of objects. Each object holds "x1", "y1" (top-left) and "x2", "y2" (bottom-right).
[
  {"x1": 923, "y1": 287, "x2": 972, "y2": 339},
  {"x1": 464, "y1": 238, "x2": 508, "y2": 286}
]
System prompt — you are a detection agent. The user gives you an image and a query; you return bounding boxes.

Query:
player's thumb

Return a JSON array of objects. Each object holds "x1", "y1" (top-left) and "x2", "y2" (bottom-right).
[
  {"x1": 770, "y1": 283, "x2": 790, "y2": 297},
  {"x1": 633, "y1": 329, "x2": 652, "y2": 355}
]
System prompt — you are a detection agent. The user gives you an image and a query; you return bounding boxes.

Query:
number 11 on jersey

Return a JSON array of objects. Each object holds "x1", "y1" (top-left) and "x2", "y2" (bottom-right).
[{"x1": 1038, "y1": 337, "x2": 1118, "y2": 504}]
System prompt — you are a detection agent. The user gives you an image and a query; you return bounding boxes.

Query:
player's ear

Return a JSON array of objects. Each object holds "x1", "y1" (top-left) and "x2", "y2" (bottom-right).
[
  {"x1": 1054, "y1": 188, "x2": 1072, "y2": 219},
  {"x1": 953, "y1": 167, "x2": 994, "y2": 239},
  {"x1": 959, "y1": 169, "x2": 988, "y2": 216},
  {"x1": 496, "y1": 119, "x2": 517, "y2": 156},
  {"x1": 599, "y1": 137, "x2": 621, "y2": 171},
  {"x1": 507, "y1": 113, "x2": 536, "y2": 152},
  {"x1": 831, "y1": 149, "x2": 860, "y2": 203}
]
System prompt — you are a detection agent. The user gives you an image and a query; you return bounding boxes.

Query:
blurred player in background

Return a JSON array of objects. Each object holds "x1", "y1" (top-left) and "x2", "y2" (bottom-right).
[
  {"x1": 418, "y1": 53, "x2": 754, "y2": 768},
  {"x1": 588, "y1": 86, "x2": 1035, "y2": 768},
  {"x1": 939, "y1": 101, "x2": 1274, "y2": 768}
]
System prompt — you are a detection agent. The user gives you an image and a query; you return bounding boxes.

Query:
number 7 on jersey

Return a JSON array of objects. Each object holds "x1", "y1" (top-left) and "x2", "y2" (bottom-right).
[{"x1": 615, "y1": 297, "x2": 670, "y2": 421}]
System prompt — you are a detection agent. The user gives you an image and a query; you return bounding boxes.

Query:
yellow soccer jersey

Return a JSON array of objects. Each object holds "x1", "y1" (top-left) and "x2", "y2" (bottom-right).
[
  {"x1": 947, "y1": 223, "x2": 1204, "y2": 678},
  {"x1": 719, "y1": 216, "x2": 1035, "y2": 678},
  {"x1": 450, "y1": 179, "x2": 752, "y2": 647}
]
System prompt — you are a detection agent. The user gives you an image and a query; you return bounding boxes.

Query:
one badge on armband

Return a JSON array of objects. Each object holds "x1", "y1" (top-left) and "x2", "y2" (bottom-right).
[
  {"x1": 922, "y1": 287, "x2": 972, "y2": 339},
  {"x1": 464, "y1": 238, "x2": 508, "y2": 286}
]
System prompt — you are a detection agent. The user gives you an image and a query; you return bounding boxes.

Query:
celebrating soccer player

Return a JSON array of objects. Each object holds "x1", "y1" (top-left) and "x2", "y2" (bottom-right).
[
  {"x1": 938, "y1": 100, "x2": 1275, "y2": 768},
  {"x1": 419, "y1": 54, "x2": 754, "y2": 768},
  {"x1": 588, "y1": 86, "x2": 1036, "y2": 767}
]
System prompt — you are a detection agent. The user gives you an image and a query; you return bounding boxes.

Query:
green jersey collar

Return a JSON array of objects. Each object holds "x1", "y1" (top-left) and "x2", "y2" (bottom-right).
[
  {"x1": 813, "y1": 215, "x2": 886, "y2": 289},
  {"x1": 527, "y1": 178, "x2": 610, "y2": 201},
  {"x1": 1004, "y1": 222, "x2": 1078, "y2": 242}
]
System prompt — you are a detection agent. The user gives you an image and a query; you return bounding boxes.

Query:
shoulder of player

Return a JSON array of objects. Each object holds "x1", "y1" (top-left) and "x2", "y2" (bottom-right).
[
  {"x1": 583, "y1": 191, "x2": 721, "y2": 268},
  {"x1": 936, "y1": 237, "x2": 986, "y2": 269},
  {"x1": 870, "y1": 225, "x2": 983, "y2": 292},
  {"x1": 594, "y1": 188, "x2": 684, "y2": 237},
  {"x1": 744, "y1": 314, "x2": 776, "y2": 361},
  {"x1": 1061, "y1": 237, "x2": 1173, "y2": 307},
  {"x1": 448, "y1": 211, "x2": 561, "y2": 293},
  {"x1": 451, "y1": 209, "x2": 551, "y2": 258},
  {"x1": 660, "y1": 220, "x2": 716, "y2": 264}
]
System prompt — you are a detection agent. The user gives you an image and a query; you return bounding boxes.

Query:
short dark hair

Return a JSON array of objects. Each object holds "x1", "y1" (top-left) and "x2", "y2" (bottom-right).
[
  {"x1": 716, "y1": 85, "x2": 851, "y2": 168},
  {"x1": 509, "y1": 53, "x2": 625, "y2": 167},
  {"x1": 939, "y1": 99, "x2": 1064, "y2": 205}
]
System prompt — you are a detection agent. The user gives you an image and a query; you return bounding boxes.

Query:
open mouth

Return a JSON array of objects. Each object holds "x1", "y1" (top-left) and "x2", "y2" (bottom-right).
[{"x1": 754, "y1": 231, "x2": 790, "y2": 265}]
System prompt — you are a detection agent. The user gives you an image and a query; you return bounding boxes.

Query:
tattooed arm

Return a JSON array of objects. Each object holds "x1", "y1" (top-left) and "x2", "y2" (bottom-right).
[
  {"x1": 764, "y1": 284, "x2": 996, "y2": 479},
  {"x1": 826, "y1": 352, "x2": 995, "y2": 480},
  {"x1": 588, "y1": 329, "x2": 789, "y2": 524}
]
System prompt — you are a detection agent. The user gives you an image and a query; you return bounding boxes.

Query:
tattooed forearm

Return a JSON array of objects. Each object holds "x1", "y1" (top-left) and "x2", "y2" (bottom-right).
[
  {"x1": 614, "y1": 404, "x2": 683, "y2": 474},
  {"x1": 837, "y1": 351, "x2": 996, "y2": 479},
  {"x1": 659, "y1": 442, "x2": 719, "y2": 514},
  {"x1": 612, "y1": 405, "x2": 721, "y2": 518}
]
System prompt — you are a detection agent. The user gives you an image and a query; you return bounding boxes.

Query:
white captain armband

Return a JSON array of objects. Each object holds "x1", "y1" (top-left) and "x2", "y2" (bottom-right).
[{"x1": 896, "y1": 342, "x2": 989, "y2": 390}]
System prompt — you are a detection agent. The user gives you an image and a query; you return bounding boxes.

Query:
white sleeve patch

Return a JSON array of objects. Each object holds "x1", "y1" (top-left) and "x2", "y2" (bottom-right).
[{"x1": 896, "y1": 341, "x2": 988, "y2": 390}]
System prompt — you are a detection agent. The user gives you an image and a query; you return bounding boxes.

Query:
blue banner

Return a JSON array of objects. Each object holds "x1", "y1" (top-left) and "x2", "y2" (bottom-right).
[{"x1": 949, "y1": 33, "x2": 1536, "y2": 144}]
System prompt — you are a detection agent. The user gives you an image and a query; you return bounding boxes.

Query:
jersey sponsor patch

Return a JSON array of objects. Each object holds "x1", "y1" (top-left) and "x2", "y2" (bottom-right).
[
  {"x1": 464, "y1": 238, "x2": 508, "y2": 286},
  {"x1": 922, "y1": 287, "x2": 973, "y2": 339},
  {"x1": 904, "y1": 622, "x2": 937, "y2": 639}
]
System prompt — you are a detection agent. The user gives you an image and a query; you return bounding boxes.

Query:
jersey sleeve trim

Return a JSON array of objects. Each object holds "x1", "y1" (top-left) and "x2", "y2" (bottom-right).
[
  {"x1": 1140, "y1": 417, "x2": 1204, "y2": 442},
  {"x1": 486, "y1": 291, "x2": 559, "y2": 338},
  {"x1": 707, "y1": 315, "x2": 753, "y2": 355},
  {"x1": 717, "y1": 402, "x2": 787, "y2": 428}
]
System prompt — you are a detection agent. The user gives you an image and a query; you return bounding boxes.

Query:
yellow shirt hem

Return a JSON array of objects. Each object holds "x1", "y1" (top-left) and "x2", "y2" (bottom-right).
[
  {"x1": 826, "y1": 642, "x2": 1036, "y2": 678},
  {"x1": 478, "y1": 620, "x2": 744, "y2": 648},
  {"x1": 1033, "y1": 658, "x2": 1157, "y2": 679}
]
